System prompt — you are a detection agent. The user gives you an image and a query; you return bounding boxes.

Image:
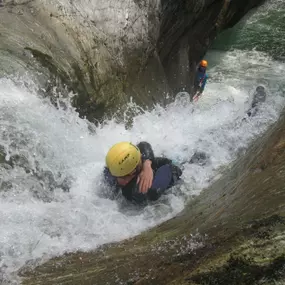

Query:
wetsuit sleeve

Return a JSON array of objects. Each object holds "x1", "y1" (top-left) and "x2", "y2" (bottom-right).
[
  {"x1": 119, "y1": 147, "x2": 183, "y2": 204},
  {"x1": 147, "y1": 163, "x2": 183, "y2": 201},
  {"x1": 121, "y1": 161, "x2": 183, "y2": 204},
  {"x1": 137, "y1": 141, "x2": 155, "y2": 161}
]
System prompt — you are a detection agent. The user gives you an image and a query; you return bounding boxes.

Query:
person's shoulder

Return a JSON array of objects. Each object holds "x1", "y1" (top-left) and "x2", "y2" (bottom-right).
[{"x1": 103, "y1": 167, "x2": 117, "y2": 186}]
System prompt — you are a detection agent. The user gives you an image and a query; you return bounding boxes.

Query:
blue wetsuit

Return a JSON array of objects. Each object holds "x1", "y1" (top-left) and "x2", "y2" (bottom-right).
[
  {"x1": 194, "y1": 67, "x2": 208, "y2": 94},
  {"x1": 103, "y1": 142, "x2": 182, "y2": 205}
]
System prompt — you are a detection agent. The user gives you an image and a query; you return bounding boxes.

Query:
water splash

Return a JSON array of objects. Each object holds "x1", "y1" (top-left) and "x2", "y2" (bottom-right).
[{"x1": 0, "y1": 49, "x2": 284, "y2": 283}]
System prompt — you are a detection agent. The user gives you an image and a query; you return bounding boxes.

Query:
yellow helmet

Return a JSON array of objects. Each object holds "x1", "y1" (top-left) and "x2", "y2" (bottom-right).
[
  {"x1": 200, "y1": 60, "x2": 208, "y2": 68},
  {"x1": 105, "y1": 142, "x2": 141, "y2": 177}
]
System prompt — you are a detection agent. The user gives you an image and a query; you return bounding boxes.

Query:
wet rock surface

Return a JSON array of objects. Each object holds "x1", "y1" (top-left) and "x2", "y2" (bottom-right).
[{"x1": 0, "y1": 0, "x2": 265, "y2": 121}]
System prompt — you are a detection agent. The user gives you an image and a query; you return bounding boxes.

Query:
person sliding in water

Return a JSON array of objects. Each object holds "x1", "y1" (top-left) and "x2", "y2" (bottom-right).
[
  {"x1": 247, "y1": 86, "x2": 267, "y2": 117},
  {"x1": 103, "y1": 141, "x2": 182, "y2": 205},
  {"x1": 193, "y1": 60, "x2": 209, "y2": 102}
]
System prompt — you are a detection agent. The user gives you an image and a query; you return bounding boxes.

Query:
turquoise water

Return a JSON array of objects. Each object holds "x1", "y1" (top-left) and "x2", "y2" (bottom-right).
[{"x1": 212, "y1": 0, "x2": 285, "y2": 59}]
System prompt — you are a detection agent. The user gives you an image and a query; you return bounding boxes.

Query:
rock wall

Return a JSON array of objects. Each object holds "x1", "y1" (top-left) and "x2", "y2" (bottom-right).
[{"x1": 0, "y1": 0, "x2": 265, "y2": 120}]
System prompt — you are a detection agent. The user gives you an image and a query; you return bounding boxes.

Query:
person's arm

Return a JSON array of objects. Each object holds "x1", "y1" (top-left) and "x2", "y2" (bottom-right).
[
  {"x1": 124, "y1": 162, "x2": 183, "y2": 204},
  {"x1": 136, "y1": 142, "x2": 182, "y2": 195},
  {"x1": 137, "y1": 141, "x2": 154, "y2": 161},
  {"x1": 136, "y1": 142, "x2": 155, "y2": 193}
]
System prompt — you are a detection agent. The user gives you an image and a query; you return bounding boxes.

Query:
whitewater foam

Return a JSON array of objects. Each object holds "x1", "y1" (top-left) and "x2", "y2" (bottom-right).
[{"x1": 0, "y1": 49, "x2": 284, "y2": 282}]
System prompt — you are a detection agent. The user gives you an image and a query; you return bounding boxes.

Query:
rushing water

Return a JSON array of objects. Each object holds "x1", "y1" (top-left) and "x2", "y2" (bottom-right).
[
  {"x1": 0, "y1": 0, "x2": 285, "y2": 283},
  {"x1": 213, "y1": 0, "x2": 285, "y2": 59}
]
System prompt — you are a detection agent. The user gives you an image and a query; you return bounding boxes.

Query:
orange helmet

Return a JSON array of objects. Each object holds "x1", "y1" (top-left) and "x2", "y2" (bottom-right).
[{"x1": 200, "y1": 60, "x2": 208, "y2": 68}]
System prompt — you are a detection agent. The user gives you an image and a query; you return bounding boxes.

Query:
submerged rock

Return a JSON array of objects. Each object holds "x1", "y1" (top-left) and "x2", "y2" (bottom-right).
[
  {"x1": 189, "y1": 151, "x2": 210, "y2": 166},
  {"x1": 0, "y1": 0, "x2": 265, "y2": 121}
]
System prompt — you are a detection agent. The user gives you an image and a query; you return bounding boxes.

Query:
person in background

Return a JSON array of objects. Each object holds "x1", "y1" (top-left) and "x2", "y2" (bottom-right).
[
  {"x1": 103, "y1": 141, "x2": 182, "y2": 205},
  {"x1": 247, "y1": 86, "x2": 267, "y2": 117},
  {"x1": 193, "y1": 60, "x2": 209, "y2": 102}
]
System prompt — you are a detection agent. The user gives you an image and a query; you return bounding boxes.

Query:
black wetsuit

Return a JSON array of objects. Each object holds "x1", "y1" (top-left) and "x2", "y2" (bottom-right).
[{"x1": 103, "y1": 142, "x2": 182, "y2": 204}]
